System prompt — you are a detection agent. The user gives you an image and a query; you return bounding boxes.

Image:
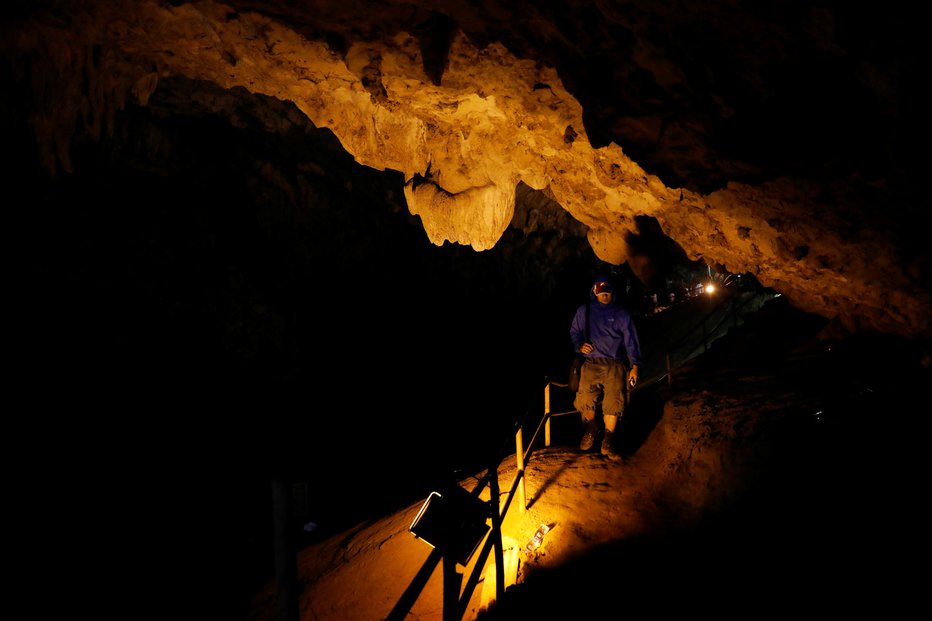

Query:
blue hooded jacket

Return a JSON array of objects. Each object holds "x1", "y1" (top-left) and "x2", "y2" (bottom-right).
[{"x1": 570, "y1": 276, "x2": 642, "y2": 367}]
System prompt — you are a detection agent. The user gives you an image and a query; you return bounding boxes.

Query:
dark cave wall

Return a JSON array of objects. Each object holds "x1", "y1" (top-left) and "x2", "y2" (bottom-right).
[
  {"x1": 8, "y1": 78, "x2": 606, "y2": 458},
  {"x1": 8, "y1": 79, "x2": 617, "y2": 594}
]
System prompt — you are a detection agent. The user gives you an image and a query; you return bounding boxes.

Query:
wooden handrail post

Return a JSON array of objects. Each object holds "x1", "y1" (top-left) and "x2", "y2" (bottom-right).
[
  {"x1": 442, "y1": 556, "x2": 461, "y2": 621},
  {"x1": 544, "y1": 382, "x2": 552, "y2": 447},
  {"x1": 488, "y1": 472, "x2": 505, "y2": 600},
  {"x1": 515, "y1": 427, "x2": 526, "y2": 512}
]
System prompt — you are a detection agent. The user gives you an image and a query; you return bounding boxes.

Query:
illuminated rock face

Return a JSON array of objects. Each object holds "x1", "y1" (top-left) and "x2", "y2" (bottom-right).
[{"x1": 3, "y1": 0, "x2": 929, "y2": 339}]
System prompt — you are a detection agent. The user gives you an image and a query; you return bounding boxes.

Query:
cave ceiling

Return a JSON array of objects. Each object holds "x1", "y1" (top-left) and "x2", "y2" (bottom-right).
[{"x1": 2, "y1": 0, "x2": 930, "y2": 340}]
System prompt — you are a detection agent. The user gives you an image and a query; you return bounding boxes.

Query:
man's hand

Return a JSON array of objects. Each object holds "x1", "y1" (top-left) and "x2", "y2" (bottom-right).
[
  {"x1": 580, "y1": 342, "x2": 594, "y2": 354},
  {"x1": 627, "y1": 365, "x2": 639, "y2": 387}
]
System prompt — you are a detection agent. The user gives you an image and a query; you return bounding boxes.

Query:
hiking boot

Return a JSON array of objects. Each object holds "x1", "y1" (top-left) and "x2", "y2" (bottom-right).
[
  {"x1": 579, "y1": 419, "x2": 598, "y2": 451},
  {"x1": 601, "y1": 431, "x2": 621, "y2": 460}
]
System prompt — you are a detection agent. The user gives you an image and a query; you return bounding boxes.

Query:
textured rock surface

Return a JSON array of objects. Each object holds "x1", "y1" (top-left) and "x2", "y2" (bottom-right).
[{"x1": 2, "y1": 0, "x2": 929, "y2": 339}]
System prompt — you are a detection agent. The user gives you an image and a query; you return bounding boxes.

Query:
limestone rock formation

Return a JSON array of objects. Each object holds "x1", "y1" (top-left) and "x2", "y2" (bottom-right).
[{"x1": 2, "y1": 0, "x2": 929, "y2": 339}]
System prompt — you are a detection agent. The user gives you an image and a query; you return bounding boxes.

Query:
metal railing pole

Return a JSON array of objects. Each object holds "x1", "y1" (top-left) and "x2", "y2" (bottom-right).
[{"x1": 544, "y1": 382, "x2": 552, "y2": 447}]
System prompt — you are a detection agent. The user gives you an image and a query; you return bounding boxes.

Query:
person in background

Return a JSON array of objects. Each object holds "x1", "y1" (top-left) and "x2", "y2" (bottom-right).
[{"x1": 569, "y1": 276, "x2": 642, "y2": 460}]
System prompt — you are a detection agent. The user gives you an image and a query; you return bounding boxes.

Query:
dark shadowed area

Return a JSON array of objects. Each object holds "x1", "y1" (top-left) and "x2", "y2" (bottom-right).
[{"x1": 3, "y1": 2, "x2": 930, "y2": 620}]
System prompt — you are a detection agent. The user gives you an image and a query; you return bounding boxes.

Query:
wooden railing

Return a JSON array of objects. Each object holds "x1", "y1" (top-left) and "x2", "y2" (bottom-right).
[{"x1": 385, "y1": 284, "x2": 776, "y2": 620}]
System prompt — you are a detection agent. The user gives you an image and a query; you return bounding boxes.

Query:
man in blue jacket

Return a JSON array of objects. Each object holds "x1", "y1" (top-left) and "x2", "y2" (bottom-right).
[{"x1": 570, "y1": 276, "x2": 642, "y2": 459}]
